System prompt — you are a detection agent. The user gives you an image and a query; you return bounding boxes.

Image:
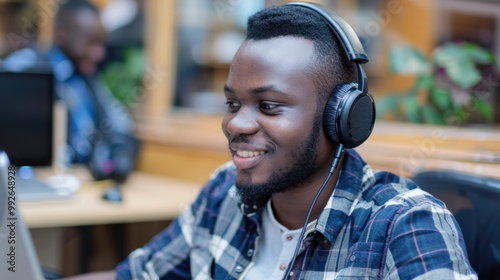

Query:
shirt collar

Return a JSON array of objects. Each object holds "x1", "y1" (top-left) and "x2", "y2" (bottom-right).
[
  {"x1": 232, "y1": 149, "x2": 375, "y2": 244},
  {"x1": 315, "y1": 149, "x2": 375, "y2": 243}
]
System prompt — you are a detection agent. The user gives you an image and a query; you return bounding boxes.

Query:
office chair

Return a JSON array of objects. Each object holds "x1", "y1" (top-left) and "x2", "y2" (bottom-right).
[{"x1": 412, "y1": 170, "x2": 500, "y2": 279}]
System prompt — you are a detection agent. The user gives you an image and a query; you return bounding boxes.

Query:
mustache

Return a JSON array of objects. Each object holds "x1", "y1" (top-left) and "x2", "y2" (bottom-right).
[
  {"x1": 228, "y1": 135, "x2": 274, "y2": 153},
  {"x1": 229, "y1": 135, "x2": 252, "y2": 144}
]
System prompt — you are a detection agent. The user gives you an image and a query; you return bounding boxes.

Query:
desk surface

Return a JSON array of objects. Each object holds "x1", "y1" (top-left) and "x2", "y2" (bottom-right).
[{"x1": 20, "y1": 169, "x2": 201, "y2": 228}]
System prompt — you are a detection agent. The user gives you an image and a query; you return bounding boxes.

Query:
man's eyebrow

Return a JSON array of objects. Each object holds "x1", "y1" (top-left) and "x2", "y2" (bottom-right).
[
  {"x1": 224, "y1": 84, "x2": 234, "y2": 94},
  {"x1": 251, "y1": 85, "x2": 288, "y2": 96},
  {"x1": 224, "y1": 84, "x2": 288, "y2": 96}
]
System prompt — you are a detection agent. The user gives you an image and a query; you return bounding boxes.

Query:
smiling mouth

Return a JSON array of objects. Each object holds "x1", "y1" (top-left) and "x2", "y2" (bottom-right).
[{"x1": 235, "y1": 150, "x2": 267, "y2": 158}]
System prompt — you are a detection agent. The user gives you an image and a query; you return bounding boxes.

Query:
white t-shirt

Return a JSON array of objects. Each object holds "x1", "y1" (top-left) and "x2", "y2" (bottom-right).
[{"x1": 245, "y1": 200, "x2": 316, "y2": 280}]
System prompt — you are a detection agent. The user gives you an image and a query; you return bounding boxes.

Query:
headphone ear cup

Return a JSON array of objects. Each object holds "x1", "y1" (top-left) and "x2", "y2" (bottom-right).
[
  {"x1": 323, "y1": 82, "x2": 357, "y2": 144},
  {"x1": 323, "y1": 82, "x2": 375, "y2": 148}
]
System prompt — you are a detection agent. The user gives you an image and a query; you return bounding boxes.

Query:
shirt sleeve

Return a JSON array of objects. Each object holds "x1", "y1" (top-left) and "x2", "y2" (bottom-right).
[
  {"x1": 383, "y1": 190, "x2": 478, "y2": 279},
  {"x1": 114, "y1": 207, "x2": 195, "y2": 280},
  {"x1": 114, "y1": 162, "x2": 235, "y2": 279}
]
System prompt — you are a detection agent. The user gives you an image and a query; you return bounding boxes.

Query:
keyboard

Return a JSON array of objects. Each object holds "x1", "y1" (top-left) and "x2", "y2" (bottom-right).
[{"x1": 16, "y1": 176, "x2": 74, "y2": 201}]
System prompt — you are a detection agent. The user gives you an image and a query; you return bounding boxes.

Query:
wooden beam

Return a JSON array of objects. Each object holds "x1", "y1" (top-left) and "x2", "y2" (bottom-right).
[
  {"x1": 36, "y1": 0, "x2": 59, "y2": 51},
  {"x1": 143, "y1": 0, "x2": 177, "y2": 118}
]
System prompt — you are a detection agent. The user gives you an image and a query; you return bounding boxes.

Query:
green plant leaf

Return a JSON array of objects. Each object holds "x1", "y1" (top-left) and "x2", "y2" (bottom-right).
[
  {"x1": 430, "y1": 87, "x2": 453, "y2": 111},
  {"x1": 454, "y1": 107, "x2": 470, "y2": 123},
  {"x1": 434, "y1": 42, "x2": 490, "y2": 89},
  {"x1": 463, "y1": 42, "x2": 494, "y2": 65},
  {"x1": 444, "y1": 59, "x2": 482, "y2": 89},
  {"x1": 101, "y1": 46, "x2": 145, "y2": 107},
  {"x1": 420, "y1": 106, "x2": 446, "y2": 125},
  {"x1": 390, "y1": 46, "x2": 429, "y2": 75},
  {"x1": 403, "y1": 95, "x2": 421, "y2": 123},
  {"x1": 375, "y1": 95, "x2": 400, "y2": 119},
  {"x1": 472, "y1": 97, "x2": 494, "y2": 121},
  {"x1": 124, "y1": 47, "x2": 145, "y2": 78},
  {"x1": 434, "y1": 43, "x2": 462, "y2": 67},
  {"x1": 412, "y1": 75, "x2": 434, "y2": 93}
]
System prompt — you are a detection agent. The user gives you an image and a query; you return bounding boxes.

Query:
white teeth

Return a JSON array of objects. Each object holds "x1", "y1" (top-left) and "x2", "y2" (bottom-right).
[{"x1": 236, "y1": 150, "x2": 266, "y2": 158}]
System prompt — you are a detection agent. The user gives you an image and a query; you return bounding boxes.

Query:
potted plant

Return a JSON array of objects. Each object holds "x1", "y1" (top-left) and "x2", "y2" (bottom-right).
[
  {"x1": 377, "y1": 41, "x2": 499, "y2": 126},
  {"x1": 101, "y1": 47, "x2": 145, "y2": 109}
]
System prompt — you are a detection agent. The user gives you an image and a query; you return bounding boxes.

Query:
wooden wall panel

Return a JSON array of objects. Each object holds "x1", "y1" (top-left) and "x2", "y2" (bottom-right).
[{"x1": 137, "y1": 140, "x2": 231, "y2": 185}]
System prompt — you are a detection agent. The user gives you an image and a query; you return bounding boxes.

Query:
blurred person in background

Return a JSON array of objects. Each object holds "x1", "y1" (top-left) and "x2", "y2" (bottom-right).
[{"x1": 3, "y1": 0, "x2": 139, "y2": 182}]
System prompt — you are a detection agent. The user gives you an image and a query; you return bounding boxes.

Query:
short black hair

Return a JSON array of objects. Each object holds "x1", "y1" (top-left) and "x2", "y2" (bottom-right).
[
  {"x1": 56, "y1": 0, "x2": 99, "y2": 27},
  {"x1": 246, "y1": 4, "x2": 357, "y2": 103}
]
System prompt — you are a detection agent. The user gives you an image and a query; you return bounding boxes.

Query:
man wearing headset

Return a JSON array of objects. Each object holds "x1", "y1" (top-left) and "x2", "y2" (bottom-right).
[{"x1": 115, "y1": 3, "x2": 476, "y2": 279}]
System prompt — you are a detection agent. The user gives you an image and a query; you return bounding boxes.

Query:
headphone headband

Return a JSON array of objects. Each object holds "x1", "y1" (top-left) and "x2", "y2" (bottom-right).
[
  {"x1": 285, "y1": 2, "x2": 369, "y2": 93},
  {"x1": 283, "y1": 1, "x2": 375, "y2": 149},
  {"x1": 285, "y1": 2, "x2": 369, "y2": 64}
]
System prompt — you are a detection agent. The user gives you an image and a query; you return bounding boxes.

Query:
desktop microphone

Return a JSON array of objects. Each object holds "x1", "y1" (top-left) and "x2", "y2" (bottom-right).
[{"x1": 282, "y1": 143, "x2": 345, "y2": 280}]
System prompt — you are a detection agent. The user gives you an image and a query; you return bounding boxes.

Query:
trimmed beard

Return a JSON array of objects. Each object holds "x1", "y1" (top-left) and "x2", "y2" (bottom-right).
[{"x1": 236, "y1": 113, "x2": 322, "y2": 208}]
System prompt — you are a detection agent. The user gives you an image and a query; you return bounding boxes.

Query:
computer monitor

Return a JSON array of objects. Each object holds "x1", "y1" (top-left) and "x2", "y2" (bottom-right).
[{"x1": 0, "y1": 66, "x2": 54, "y2": 167}]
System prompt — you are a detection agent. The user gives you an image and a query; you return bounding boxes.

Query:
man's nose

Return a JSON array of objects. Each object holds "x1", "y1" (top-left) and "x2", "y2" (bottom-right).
[{"x1": 225, "y1": 107, "x2": 259, "y2": 136}]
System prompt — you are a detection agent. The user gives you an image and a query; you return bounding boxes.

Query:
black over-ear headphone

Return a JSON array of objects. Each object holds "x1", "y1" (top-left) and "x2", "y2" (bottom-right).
[
  {"x1": 281, "y1": 3, "x2": 376, "y2": 279},
  {"x1": 286, "y1": 2, "x2": 375, "y2": 149}
]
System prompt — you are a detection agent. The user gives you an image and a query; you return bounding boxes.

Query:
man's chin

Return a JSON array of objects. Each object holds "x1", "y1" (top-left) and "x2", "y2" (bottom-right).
[
  {"x1": 235, "y1": 168, "x2": 267, "y2": 183},
  {"x1": 235, "y1": 182, "x2": 271, "y2": 208},
  {"x1": 77, "y1": 62, "x2": 96, "y2": 76}
]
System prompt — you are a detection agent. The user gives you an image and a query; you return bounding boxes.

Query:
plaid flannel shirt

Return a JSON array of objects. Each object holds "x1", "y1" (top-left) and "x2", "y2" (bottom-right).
[{"x1": 115, "y1": 149, "x2": 477, "y2": 279}]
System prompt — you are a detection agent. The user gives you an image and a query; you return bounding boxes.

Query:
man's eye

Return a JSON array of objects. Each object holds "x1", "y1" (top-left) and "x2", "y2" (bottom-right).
[
  {"x1": 225, "y1": 101, "x2": 240, "y2": 112},
  {"x1": 260, "y1": 103, "x2": 278, "y2": 111}
]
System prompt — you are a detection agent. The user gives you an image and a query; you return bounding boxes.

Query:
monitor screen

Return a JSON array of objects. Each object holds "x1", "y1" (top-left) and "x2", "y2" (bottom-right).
[{"x1": 0, "y1": 68, "x2": 54, "y2": 167}]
